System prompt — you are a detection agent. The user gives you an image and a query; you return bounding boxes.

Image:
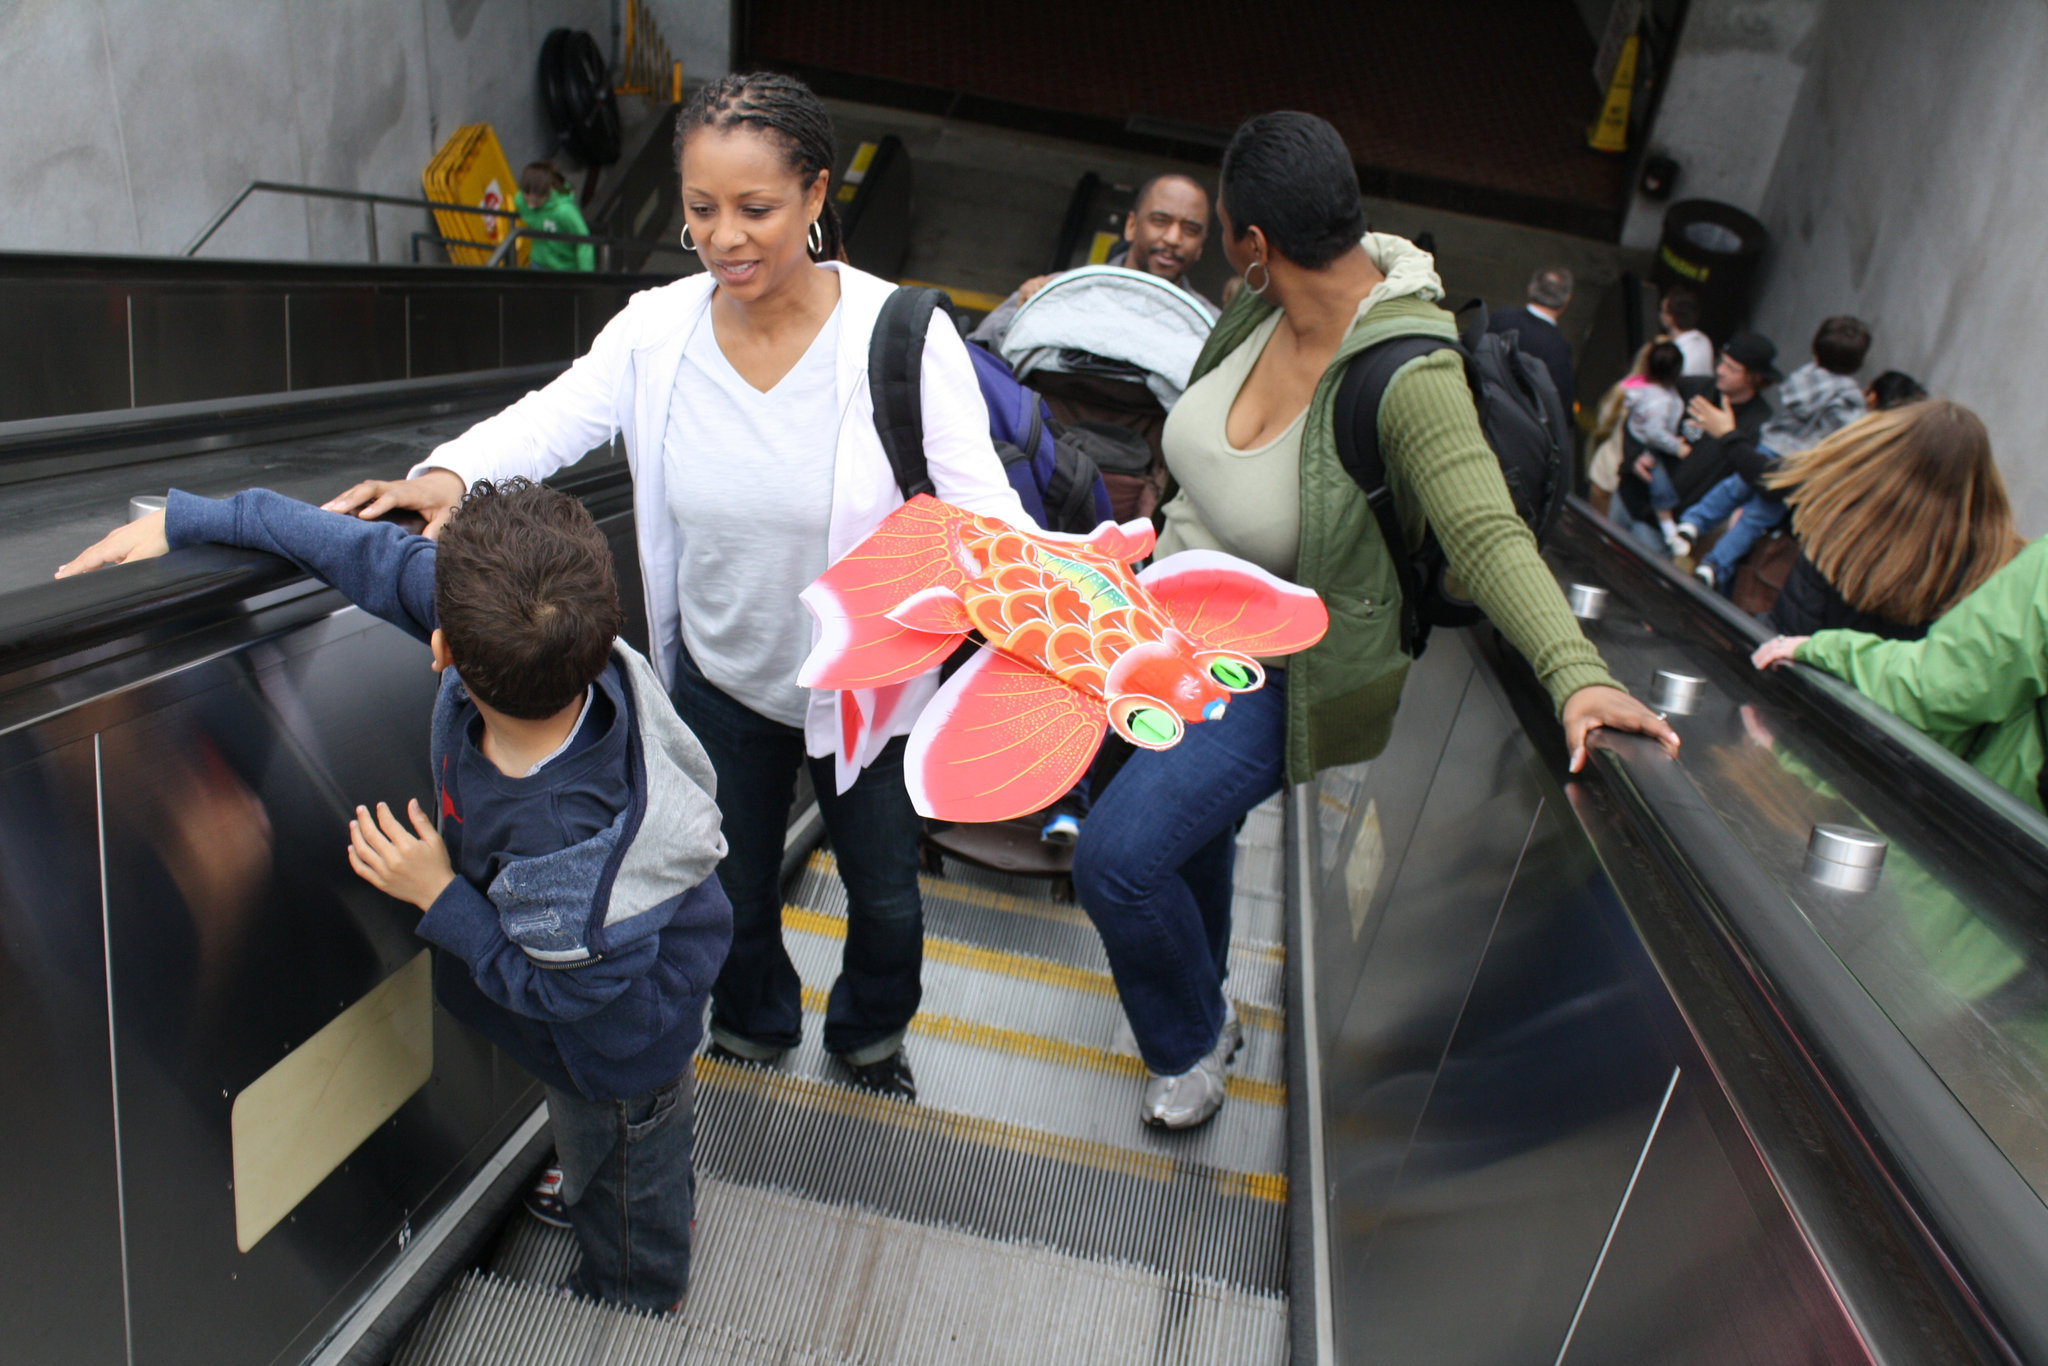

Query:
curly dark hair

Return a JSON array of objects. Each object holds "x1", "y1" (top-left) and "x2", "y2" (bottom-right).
[{"x1": 433, "y1": 479, "x2": 624, "y2": 718}]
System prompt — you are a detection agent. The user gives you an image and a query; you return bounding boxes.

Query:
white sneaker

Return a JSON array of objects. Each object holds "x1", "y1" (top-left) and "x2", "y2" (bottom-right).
[
  {"x1": 1662, "y1": 522, "x2": 1689, "y2": 554},
  {"x1": 1694, "y1": 562, "x2": 1717, "y2": 590},
  {"x1": 1140, "y1": 1002, "x2": 1243, "y2": 1130}
]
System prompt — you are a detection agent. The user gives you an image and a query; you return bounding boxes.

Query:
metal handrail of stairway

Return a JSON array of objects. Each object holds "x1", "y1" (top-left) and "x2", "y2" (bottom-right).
[{"x1": 184, "y1": 180, "x2": 697, "y2": 271}]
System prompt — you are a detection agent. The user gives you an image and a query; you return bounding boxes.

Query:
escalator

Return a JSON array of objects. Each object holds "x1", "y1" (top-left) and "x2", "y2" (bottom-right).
[{"x1": 7, "y1": 250, "x2": 2048, "y2": 1365}]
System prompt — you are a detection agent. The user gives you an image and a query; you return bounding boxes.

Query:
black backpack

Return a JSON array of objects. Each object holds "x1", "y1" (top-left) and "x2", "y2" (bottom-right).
[
  {"x1": 1333, "y1": 301, "x2": 1573, "y2": 656},
  {"x1": 869, "y1": 286, "x2": 1117, "y2": 534}
]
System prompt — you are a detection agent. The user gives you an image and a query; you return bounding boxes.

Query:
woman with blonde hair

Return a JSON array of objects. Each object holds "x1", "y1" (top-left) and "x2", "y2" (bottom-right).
[{"x1": 1762, "y1": 398, "x2": 2022, "y2": 639}]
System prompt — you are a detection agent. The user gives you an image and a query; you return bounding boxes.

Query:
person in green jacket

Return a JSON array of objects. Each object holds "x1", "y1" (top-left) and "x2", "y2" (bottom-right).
[
  {"x1": 517, "y1": 161, "x2": 595, "y2": 272},
  {"x1": 1755, "y1": 535, "x2": 2048, "y2": 813},
  {"x1": 1070, "y1": 111, "x2": 1676, "y2": 1131}
]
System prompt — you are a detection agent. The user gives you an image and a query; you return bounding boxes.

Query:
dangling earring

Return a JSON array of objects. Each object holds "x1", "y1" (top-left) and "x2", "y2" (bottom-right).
[
  {"x1": 680, "y1": 224, "x2": 697, "y2": 251},
  {"x1": 1244, "y1": 257, "x2": 1270, "y2": 296},
  {"x1": 807, "y1": 219, "x2": 823, "y2": 255}
]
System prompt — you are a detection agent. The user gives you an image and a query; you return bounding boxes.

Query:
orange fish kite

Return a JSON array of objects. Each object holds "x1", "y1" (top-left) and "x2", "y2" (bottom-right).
[{"x1": 798, "y1": 496, "x2": 1328, "y2": 823}]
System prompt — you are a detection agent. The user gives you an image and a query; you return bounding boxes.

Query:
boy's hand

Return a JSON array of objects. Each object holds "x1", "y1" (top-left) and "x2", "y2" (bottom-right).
[
  {"x1": 348, "y1": 799, "x2": 456, "y2": 911},
  {"x1": 55, "y1": 509, "x2": 169, "y2": 578},
  {"x1": 324, "y1": 469, "x2": 466, "y2": 539},
  {"x1": 1631, "y1": 453, "x2": 1657, "y2": 482}
]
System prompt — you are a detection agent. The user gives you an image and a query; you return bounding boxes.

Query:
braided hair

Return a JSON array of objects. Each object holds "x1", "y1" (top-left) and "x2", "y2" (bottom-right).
[{"x1": 677, "y1": 72, "x2": 845, "y2": 263}]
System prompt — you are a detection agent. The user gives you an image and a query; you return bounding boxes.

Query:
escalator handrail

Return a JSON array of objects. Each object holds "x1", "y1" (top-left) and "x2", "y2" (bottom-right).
[
  {"x1": 0, "y1": 364, "x2": 567, "y2": 467},
  {"x1": 1590, "y1": 730, "x2": 2048, "y2": 1363},
  {"x1": 1565, "y1": 499, "x2": 2048, "y2": 862}
]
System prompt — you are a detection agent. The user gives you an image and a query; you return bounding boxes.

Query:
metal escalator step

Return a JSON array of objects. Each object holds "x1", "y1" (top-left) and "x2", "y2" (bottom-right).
[
  {"x1": 404, "y1": 1177, "x2": 1288, "y2": 1366},
  {"x1": 779, "y1": 907, "x2": 1286, "y2": 1086},
  {"x1": 695, "y1": 1057, "x2": 1286, "y2": 1290}
]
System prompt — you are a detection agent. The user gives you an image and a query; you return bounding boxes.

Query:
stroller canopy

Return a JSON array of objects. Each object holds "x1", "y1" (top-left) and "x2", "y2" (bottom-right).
[{"x1": 998, "y1": 266, "x2": 1217, "y2": 409}]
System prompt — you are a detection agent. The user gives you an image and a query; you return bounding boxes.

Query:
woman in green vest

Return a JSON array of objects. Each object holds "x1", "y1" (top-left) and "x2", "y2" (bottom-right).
[{"x1": 1071, "y1": 112, "x2": 1675, "y2": 1131}]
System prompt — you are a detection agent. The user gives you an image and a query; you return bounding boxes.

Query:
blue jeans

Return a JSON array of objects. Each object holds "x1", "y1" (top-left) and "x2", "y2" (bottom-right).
[
  {"x1": 1072, "y1": 671, "x2": 1287, "y2": 1074},
  {"x1": 1644, "y1": 460, "x2": 1680, "y2": 512},
  {"x1": 668, "y1": 644, "x2": 923, "y2": 1063},
  {"x1": 1680, "y1": 472, "x2": 1786, "y2": 579},
  {"x1": 546, "y1": 1068, "x2": 696, "y2": 1311},
  {"x1": 1605, "y1": 494, "x2": 1669, "y2": 558}
]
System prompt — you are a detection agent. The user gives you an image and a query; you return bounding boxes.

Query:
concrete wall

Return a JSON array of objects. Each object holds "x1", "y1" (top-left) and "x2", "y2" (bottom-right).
[
  {"x1": 0, "y1": 0, "x2": 733, "y2": 263},
  {"x1": 1619, "y1": 0, "x2": 1825, "y2": 248},
  {"x1": 1747, "y1": 0, "x2": 2048, "y2": 533}
]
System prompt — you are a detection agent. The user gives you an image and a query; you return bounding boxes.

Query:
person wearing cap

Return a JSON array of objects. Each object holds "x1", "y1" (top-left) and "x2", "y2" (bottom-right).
[{"x1": 1610, "y1": 329, "x2": 1778, "y2": 552}]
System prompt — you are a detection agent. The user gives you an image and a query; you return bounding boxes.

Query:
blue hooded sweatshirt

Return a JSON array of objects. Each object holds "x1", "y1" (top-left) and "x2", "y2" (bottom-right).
[{"x1": 165, "y1": 488, "x2": 731, "y2": 1100}]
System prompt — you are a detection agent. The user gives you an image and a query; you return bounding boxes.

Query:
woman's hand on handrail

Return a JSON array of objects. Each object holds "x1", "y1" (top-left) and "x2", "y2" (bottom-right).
[
  {"x1": 323, "y1": 469, "x2": 467, "y2": 538},
  {"x1": 1751, "y1": 635, "x2": 1810, "y2": 670},
  {"x1": 1564, "y1": 684, "x2": 1682, "y2": 772},
  {"x1": 55, "y1": 509, "x2": 169, "y2": 578}
]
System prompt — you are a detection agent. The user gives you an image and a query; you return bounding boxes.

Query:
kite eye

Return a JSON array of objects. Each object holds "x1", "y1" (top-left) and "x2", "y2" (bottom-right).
[
  {"x1": 1202, "y1": 654, "x2": 1265, "y2": 693},
  {"x1": 1108, "y1": 695, "x2": 1185, "y2": 749}
]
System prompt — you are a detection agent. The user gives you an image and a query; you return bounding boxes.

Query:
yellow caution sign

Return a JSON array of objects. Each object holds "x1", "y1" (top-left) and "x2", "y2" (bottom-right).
[
  {"x1": 423, "y1": 124, "x2": 526, "y2": 266},
  {"x1": 1588, "y1": 33, "x2": 1639, "y2": 153}
]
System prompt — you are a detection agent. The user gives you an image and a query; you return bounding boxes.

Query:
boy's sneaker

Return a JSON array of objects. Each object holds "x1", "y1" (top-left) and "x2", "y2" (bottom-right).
[
  {"x1": 1662, "y1": 522, "x2": 1691, "y2": 555},
  {"x1": 1039, "y1": 812, "x2": 1081, "y2": 846},
  {"x1": 1672, "y1": 521, "x2": 1698, "y2": 553},
  {"x1": 846, "y1": 1048, "x2": 916, "y2": 1101},
  {"x1": 1141, "y1": 1002, "x2": 1242, "y2": 1130},
  {"x1": 1694, "y1": 563, "x2": 1718, "y2": 590},
  {"x1": 525, "y1": 1164, "x2": 571, "y2": 1228},
  {"x1": 704, "y1": 1040, "x2": 780, "y2": 1068}
]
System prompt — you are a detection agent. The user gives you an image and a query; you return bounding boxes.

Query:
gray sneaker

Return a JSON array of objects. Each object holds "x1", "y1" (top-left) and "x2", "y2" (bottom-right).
[{"x1": 1141, "y1": 1002, "x2": 1242, "y2": 1130}]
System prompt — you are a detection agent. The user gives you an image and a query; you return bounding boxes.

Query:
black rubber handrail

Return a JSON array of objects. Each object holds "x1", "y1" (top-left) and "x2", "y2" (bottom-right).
[{"x1": 1590, "y1": 730, "x2": 2048, "y2": 1363}]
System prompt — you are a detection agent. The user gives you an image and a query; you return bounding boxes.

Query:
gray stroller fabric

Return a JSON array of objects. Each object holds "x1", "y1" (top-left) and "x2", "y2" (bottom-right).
[{"x1": 999, "y1": 266, "x2": 1218, "y2": 409}]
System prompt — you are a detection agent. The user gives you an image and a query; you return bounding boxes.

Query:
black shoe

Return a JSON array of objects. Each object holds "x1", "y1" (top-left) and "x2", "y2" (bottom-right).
[
  {"x1": 845, "y1": 1049, "x2": 916, "y2": 1101},
  {"x1": 704, "y1": 1041, "x2": 778, "y2": 1068},
  {"x1": 524, "y1": 1163, "x2": 571, "y2": 1228}
]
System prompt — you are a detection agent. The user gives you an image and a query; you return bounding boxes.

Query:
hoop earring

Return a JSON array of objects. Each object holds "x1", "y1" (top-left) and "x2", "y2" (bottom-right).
[
  {"x1": 807, "y1": 219, "x2": 823, "y2": 255},
  {"x1": 680, "y1": 224, "x2": 697, "y2": 251},
  {"x1": 1245, "y1": 258, "x2": 1270, "y2": 296}
]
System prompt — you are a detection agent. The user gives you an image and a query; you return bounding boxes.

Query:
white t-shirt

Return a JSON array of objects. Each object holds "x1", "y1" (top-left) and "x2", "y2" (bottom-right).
[
  {"x1": 663, "y1": 303, "x2": 842, "y2": 727},
  {"x1": 1673, "y1": 328, "x2": 1714, "y2": 377}
]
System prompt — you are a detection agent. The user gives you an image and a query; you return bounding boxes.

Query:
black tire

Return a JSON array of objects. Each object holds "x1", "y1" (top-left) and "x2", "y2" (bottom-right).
[{"x1": 539, "y1": 29, "x2": 622, "y2": 166}]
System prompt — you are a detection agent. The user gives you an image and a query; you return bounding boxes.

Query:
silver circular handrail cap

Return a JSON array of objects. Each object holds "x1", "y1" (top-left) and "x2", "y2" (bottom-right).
[
  {"x1": 129, "y1": 494, "x2": 167, "y2": 523},
  {"x1": 1808, "y1": 823, "x2": 1887, "y2": 868},
  {"x1": 1649, "y1": 670, "x2": 1706, "y2": 716},
  {"x1": 1567, "y1": 583, "x2": 1608, "y2": 620}
]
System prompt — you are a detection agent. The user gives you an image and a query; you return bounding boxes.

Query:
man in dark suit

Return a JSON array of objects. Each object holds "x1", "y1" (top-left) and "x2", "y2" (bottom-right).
[{"x1": 1488, "y1": 267, "x2": 1576, "y2": 410}]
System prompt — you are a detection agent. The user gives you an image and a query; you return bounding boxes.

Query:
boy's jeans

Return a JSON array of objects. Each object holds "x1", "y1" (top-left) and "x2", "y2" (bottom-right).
[
  {"x1": 545, "y1": 1067, "x2": 696, "y2": 1312},
  {"x1": 1071, "y1": 670, "x2": 1286, "y2": 1076},
  {"x1": 1681, "y1": 472, "x2": 1787, "y2": 580}
]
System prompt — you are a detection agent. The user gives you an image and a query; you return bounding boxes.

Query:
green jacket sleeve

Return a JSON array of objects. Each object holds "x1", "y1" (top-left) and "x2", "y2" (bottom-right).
[
  {"x1": 1796, "y1": 538, "x2": 2048, "y2": 735},
  {"x1": 1378, "y1": 350, "x2": 1620, "y2": 709}
]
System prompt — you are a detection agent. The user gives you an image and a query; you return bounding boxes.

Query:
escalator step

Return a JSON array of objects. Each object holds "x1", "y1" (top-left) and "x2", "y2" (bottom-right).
[{"x1": 403, "y1": 1177, "x2": 1286, "y2": 1366}]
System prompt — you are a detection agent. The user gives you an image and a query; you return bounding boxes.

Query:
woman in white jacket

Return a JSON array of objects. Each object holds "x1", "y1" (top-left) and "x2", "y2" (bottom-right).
[{"x1": 328, "y1": 74, "x2": 1027, "y2": 1098}]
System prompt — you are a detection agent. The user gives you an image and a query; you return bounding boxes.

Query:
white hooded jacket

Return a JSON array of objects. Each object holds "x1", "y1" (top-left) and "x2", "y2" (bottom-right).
[{"x1": 414, "y1": 261, "x2": 1029, "y2": 785}]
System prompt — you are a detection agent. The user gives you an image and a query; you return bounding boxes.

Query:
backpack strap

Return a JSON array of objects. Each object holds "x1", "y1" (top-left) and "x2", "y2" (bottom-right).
[
  {"x1": 1332, "y1": 333, "x2": 1460, "y2": 655},
  {"x1": 868, "y1": 285, "x2": 947, "y2": 499}
]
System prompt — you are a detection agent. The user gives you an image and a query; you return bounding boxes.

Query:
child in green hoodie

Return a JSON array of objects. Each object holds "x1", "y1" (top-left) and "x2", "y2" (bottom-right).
[{"x1": 518, "y1": 161, "x2": 594, "y2": 272}]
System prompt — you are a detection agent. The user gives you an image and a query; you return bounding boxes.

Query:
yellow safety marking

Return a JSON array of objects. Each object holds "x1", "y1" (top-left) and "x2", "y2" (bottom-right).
[
  {"x1": 782, "y1": 901, "x2": 1285, "y2": 1035},
  {"x1": 896, "y1": 279, "x2": 1011, "y2": 315},
  {"x1": 798, "y1": 985, "x2": 1284, "y2": 1109},
  {"x1": 809, "y1": 848, "x2": 1287, "y2": 967},
  {"x1": 1087, "y1": 231, "x2": 1120, "y2": 265},
  {"x1": 698, "y1": 1054, "x2": 1286, "y2": 1203}
]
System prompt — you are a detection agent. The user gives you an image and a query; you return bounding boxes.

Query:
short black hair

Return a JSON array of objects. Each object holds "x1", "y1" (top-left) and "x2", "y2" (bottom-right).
[
  {"x1": 1867, "y1": 369, "x2": 1927, "y2": 410},
  {"x1": 433, "y1": 479, "x2": 625, "y2": 719},
  {"x1": 1662, "y1": 285, "x2": 1701, "y2": 331},
  {"x1": 1528, "y1": 267, "x2": 1573, "y2": 310},
  {"x1": 1813, "y1": 315, "x2": 1872, "y2": 375},
  {"x1": 1132, "y1": 172, "x2": 1209, "y2": 215},
  {"x1": 1218, "y1": 111, "x2": 1368, "y2": 270},
  {"x1": 1646, "y1": 340, "x2": 1683, "y2": 386}
]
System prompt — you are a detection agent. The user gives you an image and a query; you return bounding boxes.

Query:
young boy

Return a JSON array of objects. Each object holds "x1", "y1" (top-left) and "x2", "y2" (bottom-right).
[
  {"x1": 1677, "y1": 315, "x2": 1872, "y2": 589},
  {"x1": 59, "y1": 480, "x2": 730, "y2": 1313}
]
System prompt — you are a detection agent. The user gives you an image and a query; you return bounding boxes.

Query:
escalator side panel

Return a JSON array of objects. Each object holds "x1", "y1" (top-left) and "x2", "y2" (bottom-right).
[
  {"x1": 17, "y1": 606, "x2": 540, "y2": 1366},
  {"x1": 0, "y1": 737, "x2": 129, "y2": 1366},
  {"x1": 0, "y1": 279, "x2": 132, "y2": 422},
  {"x1": 406, "y1": 290, "x2": 504, "y2": 379},
  {"x1": 287, "y1": 290, "x2": 408, "y2": 392},
  {"x1": 130, "y1": 287, "x2": 290, "y2": 407},
  {"x1": 500, "y1": 291, "x2": 581, "y2": 368}
]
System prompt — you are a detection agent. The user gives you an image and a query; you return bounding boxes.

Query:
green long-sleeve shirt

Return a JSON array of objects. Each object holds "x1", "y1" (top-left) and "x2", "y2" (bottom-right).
[
  {"x1": 1797, "y1": 536, "x2": 2048, "y2": 812},
  {"x1": 517, "y1": 189, "x2": 594, "y2": 272},
  {"x1": 1176, "y1": 235, "x2": 1619, "y2": 779}
]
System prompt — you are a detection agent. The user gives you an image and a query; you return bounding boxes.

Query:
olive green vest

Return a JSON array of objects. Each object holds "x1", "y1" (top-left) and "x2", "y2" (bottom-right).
[{"x1": 1182, "y1": 290, "x2": 1460, "y2": 781}]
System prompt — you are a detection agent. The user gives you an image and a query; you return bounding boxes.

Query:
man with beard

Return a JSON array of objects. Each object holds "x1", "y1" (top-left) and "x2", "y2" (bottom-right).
[{"x1": 971, "y1": 172, "x2": 1218, "y2": 349}]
